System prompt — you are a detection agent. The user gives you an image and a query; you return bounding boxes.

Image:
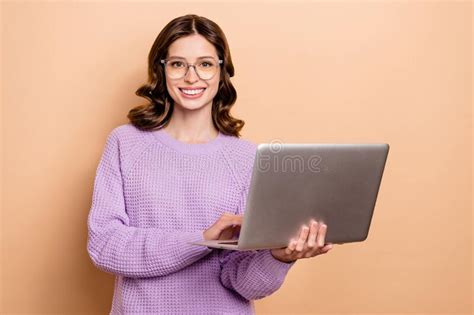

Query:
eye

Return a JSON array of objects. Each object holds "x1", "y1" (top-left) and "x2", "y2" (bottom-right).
[
  {"x1": 200, "y1": 61, "x2": 214, "y2": 68},
  {"x1": 170, "y1": 61, "x2": 185, "y2": 68}
]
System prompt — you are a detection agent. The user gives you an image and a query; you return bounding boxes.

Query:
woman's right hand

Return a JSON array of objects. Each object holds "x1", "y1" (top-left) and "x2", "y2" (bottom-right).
[{"x1": 203, "y1": 213, "x2": 243, "y2": 241}]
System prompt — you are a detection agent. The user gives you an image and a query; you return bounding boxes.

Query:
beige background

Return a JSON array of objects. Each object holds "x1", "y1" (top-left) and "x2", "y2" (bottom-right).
[{"x1": 1, "y1": 1, "x2": 472, "y2": 314}]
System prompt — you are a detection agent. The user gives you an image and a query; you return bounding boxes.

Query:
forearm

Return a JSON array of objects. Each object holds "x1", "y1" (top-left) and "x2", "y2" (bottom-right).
[
  {"x1": 87, "y1": 223, "x2": 212, "y2": 278},
  {"x1": 219, "y1": 249, "x2": 295, "y2": 300}
]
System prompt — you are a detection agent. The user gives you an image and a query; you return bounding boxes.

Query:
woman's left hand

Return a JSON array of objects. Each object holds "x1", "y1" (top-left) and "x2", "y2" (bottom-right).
[{"x1": 270, "y1": 220, "x2": 333, "y2": 263}]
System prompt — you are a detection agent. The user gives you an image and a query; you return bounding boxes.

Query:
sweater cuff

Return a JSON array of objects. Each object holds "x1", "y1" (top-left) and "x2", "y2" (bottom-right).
[
  {"x1": 185, "y1": 230, "x2": 214, "y2": 255},
  {"x1": 258, "y1": 249, "x2": 296, "y2": 276}
]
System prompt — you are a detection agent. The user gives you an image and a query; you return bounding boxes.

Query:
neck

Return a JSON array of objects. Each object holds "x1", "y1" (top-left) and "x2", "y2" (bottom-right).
[{"x1": 164, "y1": 102, "x2": 218, "y2": 143}]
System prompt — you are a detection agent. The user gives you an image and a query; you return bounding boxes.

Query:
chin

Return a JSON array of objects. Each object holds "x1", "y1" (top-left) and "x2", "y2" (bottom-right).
[{"x1": 175, "y1": 99, "x2": 213, "y2": 111}]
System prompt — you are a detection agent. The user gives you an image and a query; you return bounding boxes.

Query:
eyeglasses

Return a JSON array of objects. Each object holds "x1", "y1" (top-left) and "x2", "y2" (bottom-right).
[{"x1": 160, "y1": 57, "x2": 223, "y2": 80}]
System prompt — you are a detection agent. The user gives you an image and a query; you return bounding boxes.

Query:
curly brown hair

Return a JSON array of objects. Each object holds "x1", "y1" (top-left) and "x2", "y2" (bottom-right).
[{"x1": 128, "y1": 14, "x2": 245, "y2": 137}]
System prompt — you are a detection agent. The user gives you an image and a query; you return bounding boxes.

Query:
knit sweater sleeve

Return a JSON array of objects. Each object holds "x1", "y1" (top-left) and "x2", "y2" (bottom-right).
[
  {"x1": 218, "y1": 144, "x2": 296, "y2": 301},
  {"x1": 86, "y1": 130, "x2": 213, "y2": 278}
]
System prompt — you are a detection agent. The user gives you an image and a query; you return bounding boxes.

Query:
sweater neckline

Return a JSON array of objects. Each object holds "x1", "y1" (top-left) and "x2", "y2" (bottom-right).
[{"x1": 152, "y1": 127, "x2": 226, "y2": 155}]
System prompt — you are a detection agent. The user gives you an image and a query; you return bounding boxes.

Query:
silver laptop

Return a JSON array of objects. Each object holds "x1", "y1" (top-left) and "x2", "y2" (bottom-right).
[{"x1": 190, "y1": 143, "x2": 390, "y2": 251}]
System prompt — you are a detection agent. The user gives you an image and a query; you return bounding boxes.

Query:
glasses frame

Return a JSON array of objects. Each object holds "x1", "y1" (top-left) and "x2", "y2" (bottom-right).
[{"x1": 160, "y1": 57, "x2": 223, "y2": 80}]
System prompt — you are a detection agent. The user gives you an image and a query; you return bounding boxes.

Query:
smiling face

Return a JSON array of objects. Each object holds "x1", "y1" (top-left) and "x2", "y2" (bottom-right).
[{"x1": 164, "y1": 34, "x2": 221, "y2": 112}]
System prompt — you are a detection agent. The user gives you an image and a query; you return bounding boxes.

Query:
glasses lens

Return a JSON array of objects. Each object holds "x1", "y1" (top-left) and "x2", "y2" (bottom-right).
[
  {"x1": 165, "y1": 58, "x2": 219, "y2": 80},
  {"x1": 195, "y1": 59, "x2": 218, "y2": 80},
  {"x1": 166, "y1": 59, "x2": 187, "y2": 79}
]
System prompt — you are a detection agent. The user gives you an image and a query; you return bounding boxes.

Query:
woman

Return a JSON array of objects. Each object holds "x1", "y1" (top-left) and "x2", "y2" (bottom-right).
[{"x1": 87, "y1": 14, "x2": 333, "y2": 314}]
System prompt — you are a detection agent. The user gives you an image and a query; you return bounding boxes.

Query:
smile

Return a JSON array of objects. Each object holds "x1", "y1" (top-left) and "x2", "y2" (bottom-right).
[{"x1": 179, "y1": 88, "x2": 206, "y2": 98}]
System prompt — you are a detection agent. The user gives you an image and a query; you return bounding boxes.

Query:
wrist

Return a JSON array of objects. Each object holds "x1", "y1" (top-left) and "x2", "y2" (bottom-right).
[{"x1": 270, "y1": 250, "x2": 295, "y2": 264}]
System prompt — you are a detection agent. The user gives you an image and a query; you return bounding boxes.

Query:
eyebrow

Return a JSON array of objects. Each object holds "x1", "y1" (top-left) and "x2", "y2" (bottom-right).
[{"x1": 168, "y1": 55, "x2": 216, "y2": 60}]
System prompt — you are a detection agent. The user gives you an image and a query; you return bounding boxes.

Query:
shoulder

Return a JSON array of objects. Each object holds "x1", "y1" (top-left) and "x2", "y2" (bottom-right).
[
  {"x1": 109, "y1": 123, "x2": 153, "y2": 142},
  {"x1": 220, "y1": 134, "x2": 258, "y2": 191},
  {"x1": 105, "y1": 123, "x2": 156, "y2": 176},
  {"x1": 224, "y1": 135, "x2": 258, "y2": 166}
]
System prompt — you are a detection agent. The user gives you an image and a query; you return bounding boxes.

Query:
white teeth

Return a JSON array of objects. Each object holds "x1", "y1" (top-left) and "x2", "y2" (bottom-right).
[{"x1": 181, "y1": 88, "x2": 204, "y2": 95}]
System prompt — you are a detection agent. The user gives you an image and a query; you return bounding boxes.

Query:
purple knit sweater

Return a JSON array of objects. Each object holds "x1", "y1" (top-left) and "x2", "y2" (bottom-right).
[{"x1": 86, "y1": 123, "x2": 295, "y2": 314}]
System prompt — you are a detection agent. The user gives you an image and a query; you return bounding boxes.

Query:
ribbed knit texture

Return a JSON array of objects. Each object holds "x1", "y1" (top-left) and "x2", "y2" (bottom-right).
[{"x1": 87, "y1": 123, "x2": 295, "y2": 314}]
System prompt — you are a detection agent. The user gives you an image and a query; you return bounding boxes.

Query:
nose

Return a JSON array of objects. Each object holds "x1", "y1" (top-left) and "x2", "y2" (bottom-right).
[{"x1": 184, "y1": 65, "x2": 199, "y2": 83}]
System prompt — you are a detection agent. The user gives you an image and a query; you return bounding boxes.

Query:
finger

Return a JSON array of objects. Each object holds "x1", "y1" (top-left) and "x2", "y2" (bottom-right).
[
  {"x1": 220, "y1": 217, "x2": 243, "y2": 228},
  {"x1": 216, "y1": 219, "x2": 242, "y2": 239},
  {"x1": 285, "y1": 239, "x2": 297, "y2": 255},
  {"x1": 228, "y1": 216, "x2": 243, "y2": 224},
  {"x1": 223, "y1": 213, "x2": 242, "y2": 217},
  {"x1": 305, "y1": 221, "x2": 320, "y2": 257},
  {"x1": 296, "y1": 225, "x2": 310, "y2": 252},
  {"x1": 305, "y1": 242, "x2": 333, "y2": 258},
  {"x1": 320, "y1": 243, "x2": 333, "y2": 254},
  {"x1": 222, "y1": 213, "x2": 240, "y2": 219},
  {"x1": 317, "y1": 223, "x2": 327, "y2": 248},
  {"x1": 223, "y1": 213, "x2": 243, "y2": 222},
  {"x1": 307, "y1": 220, "x2": 319, "y2": 249},
  {"x1": 232, "y1": 218, "x2": 243, "y2": 225}
]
